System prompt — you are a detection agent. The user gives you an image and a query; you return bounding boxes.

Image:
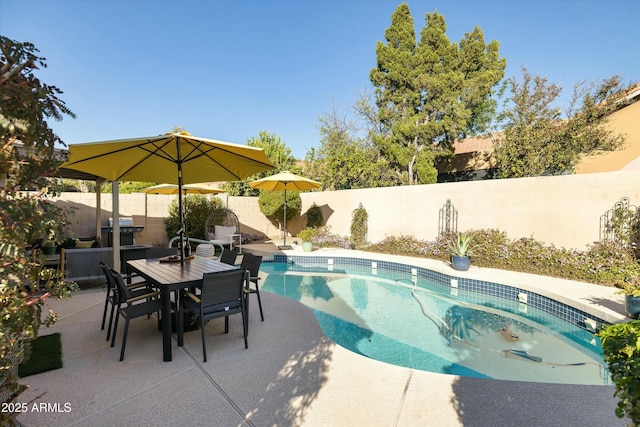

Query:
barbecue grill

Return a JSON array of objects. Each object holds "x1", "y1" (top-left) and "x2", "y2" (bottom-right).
[{"x1": 101, "y1": 217, "x2": 144, "y2": 246}]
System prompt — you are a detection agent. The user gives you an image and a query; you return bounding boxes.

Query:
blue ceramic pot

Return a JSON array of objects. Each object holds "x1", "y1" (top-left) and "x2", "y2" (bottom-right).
[
  {"x1": 625, "y1": 294, "x2": 640, "y2": 319},
  {"x1": 451, "y1": 255, "x2": 471, "y2": 271}
]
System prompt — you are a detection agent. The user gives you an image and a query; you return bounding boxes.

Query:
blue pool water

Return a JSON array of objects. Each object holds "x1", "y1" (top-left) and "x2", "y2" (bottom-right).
[{"x1": 260, "y1": 260, "x2": 610, "y2": 385}]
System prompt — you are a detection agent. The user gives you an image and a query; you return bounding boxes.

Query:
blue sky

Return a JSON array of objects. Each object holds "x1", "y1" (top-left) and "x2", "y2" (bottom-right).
[{"x1": 2, "y1": 0, "x2": 638, "y2": 159}]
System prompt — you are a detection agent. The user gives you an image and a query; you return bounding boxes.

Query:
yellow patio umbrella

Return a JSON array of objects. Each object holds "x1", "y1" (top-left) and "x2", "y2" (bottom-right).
[
  {"x1": 142, "y1": 183, "x2": 224, "y2": 195},
  {"x1": 62, "y1": 131, "x2": 275, "y2": 264},
  {"x1": 249, "y1": 171, "x2": 321, "y2": 249}
]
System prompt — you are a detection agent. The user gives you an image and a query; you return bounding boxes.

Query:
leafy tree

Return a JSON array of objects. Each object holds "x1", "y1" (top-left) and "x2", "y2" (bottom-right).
[
  {"x1": 0, "y1": 36, "x2": 77, "y2": 418},
  {"x1": 53, "y1": 178, "x2": 96, "y2": 193},
  {"x1": 370, "y1": 3, "x2": 505, "y2": 184},
  {"x1": 100, "y1": 181, "x2": 156, "y2": 193},
  {"x1": 493, "y1": 67, "x2": 629, "y2": 178},
  {"x1": 223, "y1": 131, "x2": 297, "y2": 196},
  {"x1": 305, "y1": 109, "x2": 396, "y2": 189},
  {"x1": 165, "y1": 194, "x2": 223, "y2": 241},
  {"x1": 258, "y1": 189, "x2": 301, "y2": 225}
]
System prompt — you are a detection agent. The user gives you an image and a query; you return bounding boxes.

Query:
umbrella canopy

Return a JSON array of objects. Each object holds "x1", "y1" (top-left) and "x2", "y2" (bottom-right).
[
  {"x1": 63, "y1": 132, "x2": 274, "y2": 184},
  {"x1": 142, "y1": 183, "x2": 224, "y2": 195},
  {"x1": 249, "y1": 171, "x2": 321, "y2": 249},
  {"x1": 248, "y1": 171, "x2": 322, "y2": 191},
  {"x1": 63, "y1": 132, "x2": 275, "y2": 264}
]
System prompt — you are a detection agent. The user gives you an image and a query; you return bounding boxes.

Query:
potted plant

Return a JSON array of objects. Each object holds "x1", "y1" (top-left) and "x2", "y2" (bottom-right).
[
  {"x1": 598, "y1": 321, "x2": 640, "y2": 425},
  {"x1": 297, "y1": 228, "x2": 316, "y2": 252},
  {"x1": 617, "y1": 277, "x2": 640, "y2": 319},
  {"x1": 448, "y1": 232, "x2": 474, "y2": 271},
  {"x1": 42, "y1": 240, "x2": 57, "y2": 255}
]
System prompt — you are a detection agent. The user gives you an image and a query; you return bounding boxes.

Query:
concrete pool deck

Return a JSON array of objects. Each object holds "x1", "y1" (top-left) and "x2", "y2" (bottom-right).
[{"x1": 16, "y1": 243, "x2": 628, "y2": 426}]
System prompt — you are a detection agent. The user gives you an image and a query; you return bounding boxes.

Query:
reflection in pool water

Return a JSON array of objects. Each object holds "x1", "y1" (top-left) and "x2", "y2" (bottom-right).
[{"x1": 260, "y1": 262, "x2": 610, "y2": 385}]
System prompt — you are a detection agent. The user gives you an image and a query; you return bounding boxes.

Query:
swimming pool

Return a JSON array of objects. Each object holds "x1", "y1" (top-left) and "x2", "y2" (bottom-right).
[{"x1": 260, "y1": 257, "x2": 610, "y2": 385}]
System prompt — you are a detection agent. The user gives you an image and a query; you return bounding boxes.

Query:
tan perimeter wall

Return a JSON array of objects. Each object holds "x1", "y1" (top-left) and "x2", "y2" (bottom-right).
[{"x1": 54, "y1": 170, "x2": 640, "y2": 250}]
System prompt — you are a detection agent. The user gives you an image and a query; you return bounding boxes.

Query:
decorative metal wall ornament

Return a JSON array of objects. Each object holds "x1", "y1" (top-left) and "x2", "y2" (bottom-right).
[
  {"x1": 599, "y1": 197, "x2": 640, "y2": 248},
  {"x1": 439, "y1": 199, "x2": 458, "y2": 235}
]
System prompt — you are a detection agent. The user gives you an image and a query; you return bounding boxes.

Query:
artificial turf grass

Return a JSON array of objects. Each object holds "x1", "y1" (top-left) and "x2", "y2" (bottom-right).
[{"x1": 18, "y1": 333, "x2": 62, "y2": 378}]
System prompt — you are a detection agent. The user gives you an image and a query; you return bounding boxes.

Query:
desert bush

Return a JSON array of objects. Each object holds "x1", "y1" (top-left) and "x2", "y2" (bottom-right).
[
  {"x1": 312, "y1": 226, "x2": 352, "y2": 249},
  {"x1": 366, "y1": 229, "x2": 639, "y2": 288}
]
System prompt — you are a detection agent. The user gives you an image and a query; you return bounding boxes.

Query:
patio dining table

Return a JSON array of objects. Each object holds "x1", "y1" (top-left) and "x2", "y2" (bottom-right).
[{"x1": 127, "y1": 257, "x2": 241, "y2": 361}]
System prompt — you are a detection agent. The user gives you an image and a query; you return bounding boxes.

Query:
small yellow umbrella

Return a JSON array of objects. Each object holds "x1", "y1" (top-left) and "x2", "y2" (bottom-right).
[
  {"x1": 249, "y1": 171, "x2": 321, "y2": 249},
  {"x1": 142, "y1": 183, "x2": 224, "y2": 195},
  {"x1": 143, "y1": 183, "x2": 224, "y2": 248}
]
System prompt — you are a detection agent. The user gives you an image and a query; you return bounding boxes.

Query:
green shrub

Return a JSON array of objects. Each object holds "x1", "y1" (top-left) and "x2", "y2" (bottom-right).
[
  {"x1": 350, "y1": 204, "x2": 368, "y2": 249},
  {"x1": 366, "y1": 229, "x2": 640, "y2": 288},
  {"x1": 165, "y1": 195, "x2": 224, "y2": 241},
  {"x1": 297, "y1": 227, "x2": 316, "y2": 242},
  {"x1": 599, "y1": 321, "x2": 640, "y2": 424}
]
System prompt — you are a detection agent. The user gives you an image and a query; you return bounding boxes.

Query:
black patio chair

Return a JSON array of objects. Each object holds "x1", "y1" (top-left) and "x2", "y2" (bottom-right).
[
  {"x1": 181, "y1": 269, "x2": 249, "y2": 362},
  {"x1": 219, "y1": 248, "x2": 239, "y2": 265},
  {"x1": 99, "y1": 261, "x2": 153, "y2": 341},
  {"x1": 109, "y1": 268, "x2": 162, "y2": 361},
  {"x1": 241, "y1": 253, "x2": 264, "y2": 321}
]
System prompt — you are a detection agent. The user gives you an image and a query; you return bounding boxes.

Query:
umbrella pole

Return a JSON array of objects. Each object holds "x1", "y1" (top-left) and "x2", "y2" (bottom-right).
[
  {"x1": 183, "y1": 190, "x2": 190, "y2": 258},
  {"x1": 177, "y1": 144, "x2": 185, "y2": 266},
  {"x1": 279, "y1": 188, "x2": 292, "y2": 250}
]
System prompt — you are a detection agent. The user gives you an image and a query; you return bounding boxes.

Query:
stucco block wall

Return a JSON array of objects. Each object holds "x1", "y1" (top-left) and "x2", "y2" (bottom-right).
[
  {"x1": 54, "y1": 169, "x2": 640, "y2": 250},
  {"x1": 299, "y1": 170, "x2": 640, "y2": 249},
  {"x1": 226, "y1": 196, "x2": 275, "y2": 238}
]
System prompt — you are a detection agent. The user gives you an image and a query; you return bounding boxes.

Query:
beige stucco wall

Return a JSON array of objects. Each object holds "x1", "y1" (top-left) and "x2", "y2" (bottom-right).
[
  {"x1": 298, "y1": 170, "x2": 640, "y2": 249},
  {"x1": 54, "y1": 169, "x2": 640, "y2": 250}
]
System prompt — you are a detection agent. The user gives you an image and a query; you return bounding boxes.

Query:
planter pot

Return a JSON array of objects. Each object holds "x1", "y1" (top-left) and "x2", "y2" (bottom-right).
[
  {"x1": 302, "y1": 241, "x2": 313, "y2": 252},
  {"x1": 43, "y1": 246, "x2": 56, "y2": 255},
  {"x1": 625, "y1": 294, "x2": 640, "y2": 319},
  {"x1": 451, "y1": 255, "x2": 471, "y2": 271}
]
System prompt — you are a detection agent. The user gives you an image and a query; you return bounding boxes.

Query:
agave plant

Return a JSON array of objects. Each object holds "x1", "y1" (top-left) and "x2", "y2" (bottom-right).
[{"x1": 448, "y1": 232, "x2": 475, "y2": 257}]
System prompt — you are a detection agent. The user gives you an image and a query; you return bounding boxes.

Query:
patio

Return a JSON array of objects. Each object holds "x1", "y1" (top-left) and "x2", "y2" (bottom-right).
[{"x1": 17, "y1": 244, "x2": 626, "y2": 426}]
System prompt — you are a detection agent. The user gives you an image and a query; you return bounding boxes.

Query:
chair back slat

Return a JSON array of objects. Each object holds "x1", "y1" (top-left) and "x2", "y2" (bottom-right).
[
  {"x1": 109, "y1": 268, "x2": 132, "y2": 302},
  {"x1": 240, "y1": 253, "x2": 262, "y2": 278},
  {"x1": 100, "y1": 261, "x2": 116, "y2": 291},
  {"x1": 200, "y1": 269, "x2": 245, "y2": 307},
  {"x1": 219, "y1": 248, "x2": 239, "y2": 265}
]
